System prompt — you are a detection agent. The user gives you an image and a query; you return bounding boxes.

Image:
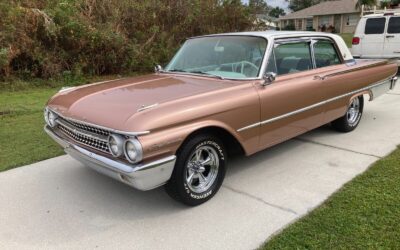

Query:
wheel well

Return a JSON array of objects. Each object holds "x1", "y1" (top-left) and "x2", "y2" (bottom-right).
[{"x1": 180, "y1": 126, "x2": 245, "y2": 157}]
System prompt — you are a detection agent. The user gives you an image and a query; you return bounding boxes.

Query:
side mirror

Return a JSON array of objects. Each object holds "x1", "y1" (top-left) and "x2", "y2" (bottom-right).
[
  {"x1": 262, "y1": 72, "x2": 277, "y2": 86},
  {"x1": 154, "y1": 65, "x2": 163, "y2": 73}
]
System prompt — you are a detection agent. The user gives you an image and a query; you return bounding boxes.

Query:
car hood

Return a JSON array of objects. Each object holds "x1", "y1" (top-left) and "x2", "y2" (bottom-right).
[{"x1": 48, "y1": 74, "x2": 240, "y2": 131}]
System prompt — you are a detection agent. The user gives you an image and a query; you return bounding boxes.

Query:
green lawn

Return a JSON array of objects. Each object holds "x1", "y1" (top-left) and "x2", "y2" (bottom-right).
[
  {"x1": 262, "y1": 147, "x2": 400, "y2": 249},
  {"x1": 0, "y1": 88, "x2": 64, "y2": 171},
  {"x1": 0, "y1": 75, "x2": 123, "y2": 172},
  {"x1": 339, "y1": 33, "x2": 353, "y2": 48}
]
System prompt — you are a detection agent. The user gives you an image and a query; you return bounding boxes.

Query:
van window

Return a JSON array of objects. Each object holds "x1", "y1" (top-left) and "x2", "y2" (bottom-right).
[
  {"x1": 365, "y1": 18, "x2": 386, "y2": 34},
  {"x1": 388, "y1": 17, "x2": 400, "y2": 34},
  {"x1": 313, "y1": 40, "x2": 341, "y2": 68},
  {"x1": 274, "y1": 42, "x2": 313, "y2": 75}
]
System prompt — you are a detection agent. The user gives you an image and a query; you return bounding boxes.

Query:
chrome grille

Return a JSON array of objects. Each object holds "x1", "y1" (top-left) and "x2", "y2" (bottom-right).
[
  {"x1": 67, "y1": 120, "x2": 110, "y2": 136},
  {"x1": 57, "y1": 117, "x2": 110, "y2": 153}
]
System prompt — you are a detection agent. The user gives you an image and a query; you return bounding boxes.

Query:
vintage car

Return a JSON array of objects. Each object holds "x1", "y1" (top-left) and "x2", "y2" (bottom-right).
[{"x1": 44, "y1": 31, "x2": 398, "y2": 206}]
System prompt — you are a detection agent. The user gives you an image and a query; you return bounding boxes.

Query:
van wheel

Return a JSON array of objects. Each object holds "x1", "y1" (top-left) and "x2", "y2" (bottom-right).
[
  {"x1": 331, "y1": 96, "x2": 364, "y2": 132},
  {"x1": 165, "y1": 134, "x2": 227, "y2": 206}
]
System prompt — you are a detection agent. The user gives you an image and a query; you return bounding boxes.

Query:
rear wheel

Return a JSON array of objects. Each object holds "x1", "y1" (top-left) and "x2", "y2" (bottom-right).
[
  {"x1": 165, "y1": 134, "x2": 227, "y2": 206},
  {"x1": 331, "y1": 96, "x2": 364, "y2": 132}
]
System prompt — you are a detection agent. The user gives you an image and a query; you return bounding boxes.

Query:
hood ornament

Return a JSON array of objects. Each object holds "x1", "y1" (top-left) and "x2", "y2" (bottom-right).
[{"x1": 138, "y1": 103, "x2": 159, "y2": 112}]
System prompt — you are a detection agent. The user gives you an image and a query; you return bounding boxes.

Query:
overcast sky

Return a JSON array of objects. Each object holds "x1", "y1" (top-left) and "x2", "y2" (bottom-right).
[{"x1": 242, "y1": 0, "x2": 290, "y2": 11}]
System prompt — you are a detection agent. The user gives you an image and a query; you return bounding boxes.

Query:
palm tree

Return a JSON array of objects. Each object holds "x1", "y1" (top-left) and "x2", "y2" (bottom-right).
[{"x1": 356, "y1": 0, "x2": 378, "y2": 10}]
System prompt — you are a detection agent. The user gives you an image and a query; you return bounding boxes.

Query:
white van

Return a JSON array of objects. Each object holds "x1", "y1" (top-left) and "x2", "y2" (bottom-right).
[{"x1": 351, "y1": 12, "x2": 400, "y2": 66}]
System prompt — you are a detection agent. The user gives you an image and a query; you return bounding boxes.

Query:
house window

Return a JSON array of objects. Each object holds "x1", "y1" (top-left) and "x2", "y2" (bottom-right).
[
  {"x1": 306, "y1": 18, "x2": 313, "y2": 30},
  {"x1": 318, "y1": 16, "x2": 331, "y2": 26},
  {"x1": 346, "y1": 14, "x2": 359, "y2": 26}
]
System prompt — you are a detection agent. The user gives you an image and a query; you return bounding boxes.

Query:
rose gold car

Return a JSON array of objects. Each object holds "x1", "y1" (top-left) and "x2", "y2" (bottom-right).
[{"x1": 44, "y1": 31, "x2": 398, "y2": 206}]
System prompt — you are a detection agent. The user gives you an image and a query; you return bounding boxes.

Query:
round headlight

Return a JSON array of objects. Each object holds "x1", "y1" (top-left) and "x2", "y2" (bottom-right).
[
  {"x1": 124, "y1": 139, "x2": 143, "y2": 163},
  {"x1": 47, "y1": 111, "x2": 58, "y2": 127},
  {"x1": 108, "y1": 134, "x2": 125, "y2": 157}
]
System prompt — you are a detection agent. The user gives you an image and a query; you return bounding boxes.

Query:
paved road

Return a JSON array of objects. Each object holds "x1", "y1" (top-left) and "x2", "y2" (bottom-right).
[{"x1": 1, "y1": 84, "x2": 399, "y2": 250}]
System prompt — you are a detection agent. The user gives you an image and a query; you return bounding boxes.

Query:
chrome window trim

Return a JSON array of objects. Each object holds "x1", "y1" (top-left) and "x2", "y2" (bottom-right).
[
  {"x1": 259, "y1": 37, "x2": 274, "y2": 78},
  {"x1": 310, "y1": 39, "x2": 318, "y2": 69},
  {"x1": 237, "y1": 77, "x2": 395, "y2": 132},
  {"x1": 47, "y1": 107, "x2": 150, "y2": 137},
  {"x1": 265, "y1": 36, "x2": 345, "y2": 77}
]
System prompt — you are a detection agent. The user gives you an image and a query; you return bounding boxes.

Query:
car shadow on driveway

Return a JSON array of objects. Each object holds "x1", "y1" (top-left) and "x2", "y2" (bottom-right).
[{"x1": 62, "y1": 125, "x2": 333, "y2": 214}]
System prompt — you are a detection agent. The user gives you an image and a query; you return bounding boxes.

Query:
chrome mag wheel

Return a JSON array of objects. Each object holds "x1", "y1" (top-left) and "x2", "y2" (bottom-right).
[
  {"x1": 185, "y1": 146, "x2": 219, "y2": 193},
  {"x1": 347, "y1": 98, "x2": 361, "y2": 125}
]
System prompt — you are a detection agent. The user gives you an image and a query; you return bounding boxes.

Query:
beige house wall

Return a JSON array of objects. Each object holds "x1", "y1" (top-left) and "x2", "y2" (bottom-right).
[
  {"x1": 313, "y1": 16, "x2": 319, "y2": 30},
  {"x1": 342, "y1": 13, "x2": 360, "y2": 33},
  {"x1": 280, "y1": 12, "x2": 360, "y2": 33}
]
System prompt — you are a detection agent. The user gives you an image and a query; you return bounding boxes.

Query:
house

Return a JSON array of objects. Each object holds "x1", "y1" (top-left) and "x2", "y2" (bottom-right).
[
  {"x1": 279, "y1": 0, "x2": 362, "y2": 33},
  {"x1": 255, "y1": 14, "x2": 279, "y2": 30}
]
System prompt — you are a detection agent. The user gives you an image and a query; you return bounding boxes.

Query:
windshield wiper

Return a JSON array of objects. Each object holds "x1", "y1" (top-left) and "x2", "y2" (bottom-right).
[
  {"x1": 188, "y1": 71, "x2": 225, "y2": 80},
  {"x1": 165, "y1": 69, "x2": 224, "y2": 80},
  {"x1": 166, "y1": 69, "x2": 188, "y2": 73}
]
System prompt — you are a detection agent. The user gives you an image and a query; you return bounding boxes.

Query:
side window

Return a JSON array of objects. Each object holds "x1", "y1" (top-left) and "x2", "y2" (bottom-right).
[
  {"x1": 313, "y1": 40, "x2": 341, "y2": 68},
  {"x1": 365, "y1": 18, "x2": 386, "y2": 34},
  {"x1": 388, "y1": 17, "x2": 400, "y2": 34},
  {"x1": 273, "y1": 42, "x2": 313, "y2": 75}
]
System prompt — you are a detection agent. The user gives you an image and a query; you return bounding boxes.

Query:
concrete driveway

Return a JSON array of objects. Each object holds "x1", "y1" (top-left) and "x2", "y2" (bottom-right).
[{"x1": 1, "y1": 85, "x2": 399, "y2": 250}]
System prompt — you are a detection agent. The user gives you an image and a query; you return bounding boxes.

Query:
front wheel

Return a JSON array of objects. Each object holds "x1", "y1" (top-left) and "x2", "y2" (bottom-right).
[
  {"x1": 331, "y1": 95, "x2": 364, "y2": 132},
  {"x1": 165, "y1": 134, "x2": 227, "y2": 206}
]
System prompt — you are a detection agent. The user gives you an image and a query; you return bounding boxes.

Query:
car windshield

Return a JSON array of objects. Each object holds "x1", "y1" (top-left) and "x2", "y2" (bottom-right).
[{"x1": 165, "y1": 36, "x2": 268, "y2": 79}]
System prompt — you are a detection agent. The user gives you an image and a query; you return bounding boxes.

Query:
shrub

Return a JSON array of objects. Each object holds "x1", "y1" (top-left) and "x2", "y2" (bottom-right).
[{"x1": 0, "y1": 0, "x2": 256, "y2": 80}]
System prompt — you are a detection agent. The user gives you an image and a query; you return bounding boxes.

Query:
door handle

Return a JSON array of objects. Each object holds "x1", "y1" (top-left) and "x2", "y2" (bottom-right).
[{"x1": 386, "y1": 35, "x2": 395, "y2": 38}]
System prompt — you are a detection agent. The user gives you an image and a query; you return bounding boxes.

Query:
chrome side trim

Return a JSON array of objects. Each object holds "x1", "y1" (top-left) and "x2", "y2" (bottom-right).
[
  {"x1": 237, "y1": 123, "x2": 261, "y2": 132},
  {"x1": 237, "y1": 77, "x2": 394, "y2": 132},
  {"x1": 48, "y1": 107, "x2": 150, "y2": 136},
  {"x1": 314, "y1": 60, "x2": 388, "y2": 80}
]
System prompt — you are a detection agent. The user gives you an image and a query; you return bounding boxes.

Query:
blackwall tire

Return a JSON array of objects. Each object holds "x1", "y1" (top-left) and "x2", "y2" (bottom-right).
[{"x1": 331, "y1": 95, "x2": 364, "y2": 133}]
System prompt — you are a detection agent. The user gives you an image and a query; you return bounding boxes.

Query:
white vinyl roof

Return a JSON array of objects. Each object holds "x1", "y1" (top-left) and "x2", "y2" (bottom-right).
[{"x1": 194, "y1": 31, "x2": 339, "y2": 40}]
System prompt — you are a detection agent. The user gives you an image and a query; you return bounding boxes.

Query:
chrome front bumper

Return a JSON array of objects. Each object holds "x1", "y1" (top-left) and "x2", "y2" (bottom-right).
[{"x1": 44, "y1": 126, "x2": 176, "y2": 191}]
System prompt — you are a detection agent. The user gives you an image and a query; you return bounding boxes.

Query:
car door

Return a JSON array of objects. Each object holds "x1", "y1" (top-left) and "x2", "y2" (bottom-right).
[
  {"x1": 256, "y1": 38, "x2": 326, "y2": 149},
  {"x1": 361, "y1": 17, "x2": 386, "y2": 58},
  {"x1": 383, "y1": 16, "x2": 400, "y2": 58}
]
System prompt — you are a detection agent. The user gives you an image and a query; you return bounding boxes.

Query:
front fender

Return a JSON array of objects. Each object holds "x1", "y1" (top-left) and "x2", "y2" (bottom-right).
[{"x1": 138, "y1": 119, "x2": 253, "y2": 162}]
